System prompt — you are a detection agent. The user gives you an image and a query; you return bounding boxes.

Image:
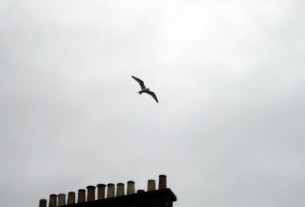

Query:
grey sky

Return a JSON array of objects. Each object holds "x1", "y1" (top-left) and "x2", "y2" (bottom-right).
[{"x1": 1, "y1": 1, "x2": 305, "y2": 207}]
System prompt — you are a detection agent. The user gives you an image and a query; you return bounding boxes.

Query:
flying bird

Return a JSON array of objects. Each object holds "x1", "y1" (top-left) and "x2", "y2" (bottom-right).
[{"x1": 131, "y1": 76, "x2": 158, "y2": 103}]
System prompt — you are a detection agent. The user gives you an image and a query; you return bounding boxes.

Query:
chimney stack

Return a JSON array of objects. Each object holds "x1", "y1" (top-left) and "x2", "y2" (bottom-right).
[
  {"x1": 159, "y1": 175, "x2": 167, "y2": 189},
  {"x1": 87, "y1": 186, "x2": 96, "y2": 201},
  {"x1": 49, "y1": 194, "x2": 57, "y2": 207},
  {"x1": 116, "y1": 183, "x2": 125, "y2": 197},
  {"x1": 77, "y1": 189, "x2": 86, "y2": 203},
  {"x1": 127, "y1": 181, "x2": 135, "y2": 195},
  {"x1": 67, "y1": 192, "x2": 75, "y2": 205},
  {"x1": 97, "y1": 184, "x2": 106, "y2": 200},
  {"x1": 147, "y1": 179, "x2": 156, "y2": 191},
  {"x1": 57, "y1": 193, "x2": 66, "y2": 206},
  {"x1": 39, "y1": 199, "x2": 47, "y2": 207},
  {"x1": 107, "y1": 183, "x2": 115, "y2": 198},
  {"x1": 39, "y1": 174, "x2": 175, "y2": 207}
]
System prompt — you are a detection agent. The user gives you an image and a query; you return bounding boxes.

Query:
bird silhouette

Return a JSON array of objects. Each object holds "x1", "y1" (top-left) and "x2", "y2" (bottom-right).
[{"x1": 131, "y1": 76, "x2": 158, "y2": 103}]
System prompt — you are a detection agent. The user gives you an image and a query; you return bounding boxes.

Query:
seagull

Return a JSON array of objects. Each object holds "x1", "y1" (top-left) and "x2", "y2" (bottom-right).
[{"x1": 131, "y1": 76, "x2": 158, "y2": 103}]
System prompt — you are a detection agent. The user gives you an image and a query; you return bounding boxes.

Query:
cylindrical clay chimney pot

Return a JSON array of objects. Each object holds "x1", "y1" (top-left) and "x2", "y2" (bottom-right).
[
  {"x1": 67, "y1": 192, "x2": 75, "y2": 205},
  {"x1": 127, "y1": 181, "x2": 135, "y2": 195},
  {"x1": 49, "y1": 194, "x2": 57, "y2": 207},
  {"x1": 116, "y1": 183, "x2": 125, "y2": 197},
  {"x1": 159, "y1": 175, "x2": 167, "y2": 189},
  {"x1": 77, "y1": 189, "x2": 86, "y2": 203},
  {"x1": 97, "y1": 184, "x2": 106, "y2": 200},
  {"x1": 39, "y1": 199, "x2": 47, "y2": 207},
  {"x1": 147, "y1": 179, "x2": 156, "y2": 191},
  {"x1": 87, "y1": 186, "x2": 96, "y2": 201},
  {"x1": 58, "y1": 193, "x2": 66, "y2": 206},
  {"x1": 107, "y1": 183, "x2": 115, "y2": 198}
]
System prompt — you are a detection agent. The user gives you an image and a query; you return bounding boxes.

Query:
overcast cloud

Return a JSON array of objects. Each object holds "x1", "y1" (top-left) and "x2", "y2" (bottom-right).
[{"x1": 1, "y1": 1, "x2": 305, "y2": 207}]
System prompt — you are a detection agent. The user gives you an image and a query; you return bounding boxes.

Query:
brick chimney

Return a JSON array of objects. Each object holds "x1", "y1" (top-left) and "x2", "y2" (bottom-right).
[
  {"x1": 39, "y1": 199, "x2": 47, "y2": 207},
  {"x1": 107, "y1": 183, "x2": 115, "y2": 198},
  {"x1": 127, "y1": 181, "x2": 135, "y2": 195},
  {"x1": 67, "y1": 192, "x2": 75, "y2": 205},
  {"x1": 97, "y1": 184, "x2": 106, "y2": 200},
  {"x1": 116, "y1": 183, "x2": 125, "y2": 197},
  {"x1": 86, "y1": 186, "x2": 96, "y2": 201},
  {"x1": 147, "y1": 179, "x2": 156, "y2": 191},
  {"x1": 57, "y1": 194, "x2": 66, "y2": 206},
  {"x1": 77, "y1": 189, "x2": 86, "y2": 203},
  {"x1": 48, "y1": 194, "x2": 57, "y2": 207}
]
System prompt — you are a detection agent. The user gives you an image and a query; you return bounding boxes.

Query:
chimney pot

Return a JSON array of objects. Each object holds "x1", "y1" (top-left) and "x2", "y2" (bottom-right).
[
  {"x1": 57, "y1": 193, "x2": 66, "y2": 206},
  {"x1": 159, "y1": 175, "x2": 167, "y2": 189},
  {"x1": 86, "y1": 185, "x2": 96, "y2": 201},
  {"x1": 137, "y1": 189, "x2": 145, "y2": 193},
  {"x1": 97, "y1": 184, "x2": 106, "y2": 200},
  {"x1": 127, "y1": 181, "x2": 135, "y2": 195},
  {"x1": 147, "y1": 179, "x2": 156, "y2": 191},
  {"x1": 39, "y1": 199, "x2": 47, "y2": 207},
  {"x1": 49, "y1": 194, "x2": 57, "y2": 207},
  {"x1": 77, "y1": 189, "x2": 86, "y2": 203},
  {"x1": 107, "y1": 183, "x2": 115, "y2": 198},
  {"x1": 116, "y1": 183, "x2": 125, "y2": 197},
  {"x1": 67, "y1": 192, "x2": 75, "y2": 205}
]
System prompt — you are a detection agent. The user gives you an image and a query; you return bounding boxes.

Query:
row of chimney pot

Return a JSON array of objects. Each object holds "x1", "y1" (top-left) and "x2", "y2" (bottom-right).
[{"x1": 39, "y1": 175, "x2": 167, "y2": 207}]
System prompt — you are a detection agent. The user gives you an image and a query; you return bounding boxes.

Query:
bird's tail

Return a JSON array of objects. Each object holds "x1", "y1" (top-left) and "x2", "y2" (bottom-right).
[{"x1": 138, "y1": 91, "x2": 142, "y2": 95}]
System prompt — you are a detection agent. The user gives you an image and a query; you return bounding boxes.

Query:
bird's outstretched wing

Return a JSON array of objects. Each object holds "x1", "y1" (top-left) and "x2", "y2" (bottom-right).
[
  {"x1": 132, "y1": 76, "x2": 145, "y2": 89},
  {"x1": 145, "y1": 91, "x2": 158, "y2": 103}
]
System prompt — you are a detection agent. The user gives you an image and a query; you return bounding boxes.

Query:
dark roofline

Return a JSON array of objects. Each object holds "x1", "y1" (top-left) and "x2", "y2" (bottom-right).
[
  {"x1": 64, "y1": 188, "x2": 177, "y2": 207},
  {"x1": 39, "y1": 175, "x2": 177, "y2": 207}
]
